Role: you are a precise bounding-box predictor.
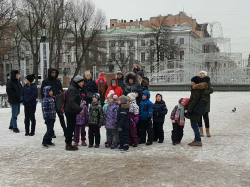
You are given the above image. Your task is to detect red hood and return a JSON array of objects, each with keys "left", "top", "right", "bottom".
[{"left": 110, "top": 78, "right": 118, "bottom": 88}]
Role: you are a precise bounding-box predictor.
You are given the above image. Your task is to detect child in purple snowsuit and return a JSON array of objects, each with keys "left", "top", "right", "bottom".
[
  {"left": 74, "top": 94, "right": 88, "bottom": 146},
  {"left": 105, "top": 94, "right": 119, "bottom": 149},
  {"left": 127, "top": 93, "right": 139, "bottom": 147}
]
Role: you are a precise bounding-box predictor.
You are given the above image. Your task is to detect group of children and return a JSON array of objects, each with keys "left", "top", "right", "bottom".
[{"left": 41, "top": 85, "right": 191, "bottom": 151}]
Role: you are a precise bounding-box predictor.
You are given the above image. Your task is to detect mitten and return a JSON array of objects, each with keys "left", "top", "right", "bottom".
[
  {"left": 118, "top": 127, "right": 122, "bottom": 132},
  {"left": 172, "top": 120, "right": 176, "bottom": 123}
]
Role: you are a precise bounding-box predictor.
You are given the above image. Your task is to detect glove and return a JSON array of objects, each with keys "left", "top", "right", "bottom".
[
  {"left": 118, "top": 127, "right": 122, "bottom": 132},
  {"left": 172, "top": 120, "right": 176, "bottom": 123},
  {"left": 133, "top": 122, "right": 137, "bottom": 128}
]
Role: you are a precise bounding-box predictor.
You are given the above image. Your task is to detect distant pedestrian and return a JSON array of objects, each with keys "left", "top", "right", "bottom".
[
  {"left": 83, "top": 71, "right": 97, "bottom": 107},
  {"left": 116, "top": 70, "right": 125, "bottom": 91},
  {"left": 132, "top": 63, "right": 141, "bottom": 74}
]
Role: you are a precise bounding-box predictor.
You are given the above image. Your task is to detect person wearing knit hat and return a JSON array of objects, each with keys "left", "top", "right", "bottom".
[
  {"left": 96, "top": 74, "right": 108, "bottom": 106},
  {"left": 116, "top": 70, "right": 125, "bottom": 91},
  {"left": 21, "top": 74, "right": 38, "bottom": 136},
  {"left": 73, "top": 75, "right": 84, "bottom": 83},
  {"left": 85, "top": 71, "right": 91, "bottom": 78},
  {"left": 127, "top": 92, "right": 139, "bottom": 147},
  {"left": 110, "top": 94, "right": 118, "bottom": 102},
  {"left": 25, "top": 75, "right": 34, "bottom": 83},
  {"left": 117, "top": 95, "right": 130, "bottom": 151},
  {"left": 152, "top": 93, "right": 168, "bottom": 143},
  {"left": 92, "top": 93, "right": 100, "bottom": 101},
  {"left": 199, "top": 71, "right": 213, "bottom": 138}
]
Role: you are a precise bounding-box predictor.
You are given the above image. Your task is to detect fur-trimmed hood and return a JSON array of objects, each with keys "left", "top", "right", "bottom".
[
  {"left": 121, "top": 103, "right": 130, "bottom": 109},
  {"left": 124, "top": 72, "right": 140, "bottom": 86},
  {"left": 192, "top": 82, "right": 208, "bottom": 90}
]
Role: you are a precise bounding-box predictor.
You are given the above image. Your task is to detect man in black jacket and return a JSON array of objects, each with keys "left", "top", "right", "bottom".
[
  {"left": 116, "top": 70, "right": 125, "bottom": 91},
  {"left": 41, "top": 68, "right": 66, "bottom": 136},
  {"left": 6, "top": 70, "right": 22, "bottom": 133}
]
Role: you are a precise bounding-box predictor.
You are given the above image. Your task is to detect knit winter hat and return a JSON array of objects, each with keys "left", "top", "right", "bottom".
[
  {"left": 110, "top": 94, "right": 118, "bottom": 101},
  {"left": 73, "top": 75, "right": 84, "bottom": 83},
  {"left": 85, "top": 71, "right": 91, "bottom": 78},
  {"left": 136, "top": 71, "right": 144, "bottom": 78},
  {"left": 200, "top": 71, "right": 208, "bottom": 76},
  {"left": 111, "top": 79, "right": 117, "bottom": 84},
  {"left": 92, "top": 93, "right": 100, "bottom": 101},
  {"left": 119, "top": 95, "right": 128, "bottom": 104},
  {"left": 99, "top": 74, "right": 104, "bottom": 80},
  {"left": 191, "top": 76, "right": 200, "bottom": 84},
  {"left": 81, "top": 93, "right": 85, "bottom": 100},
  {"left": 117, "top": 70, "right": 123, "bottom": 75},
  {"left": 25, "top": 75, "right": 34, "bottom": 83},
  {"left": 107, "top": 90, "right": 115, "bottom": 98},
  {"left": 183, "top": 98, "right": 190, "bottom": 105},
  {"left": 127, "top": 93, "right": 136, "bottom": 101}
]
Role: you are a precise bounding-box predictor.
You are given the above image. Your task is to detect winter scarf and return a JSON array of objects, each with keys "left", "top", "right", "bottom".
[{"left": 175, "top": 103, "right": 185, "bottom": 126}]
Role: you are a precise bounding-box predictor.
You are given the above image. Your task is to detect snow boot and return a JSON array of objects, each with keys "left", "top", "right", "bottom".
[
  {"left": 74, "top": 142, "right": 78, "bottom": 146},
  {"left": 206, "top": 128, "right": 211, "bottom": 137},
  {"left": 82, "top": 141, "right": 87, "bottom": 146},
  {"left": 172, "top": 142, "right": 178, "bottom": 145},
  {"left": 105, "top": 142, "right": 111, "bottom": 148},
  {"left": 158, "top": 140, "right": 164, "bottom": 143},
  {"left": 146, "top": 142, "right": 153, "bottom": 146},
  {"left": 48, "top": 142, "right": 55, "bottom": 146},
  {"left": 88, "top": 144, "right": 93, "bottom": 148},
  {"left": 110, "top": 143, "right": 117, "bottom": 149},
  {"left": 188, "top": 140, "right": 196, "bottom": 146},
  {"left": 52, "top": 134, "right": 56, "bottom": 138},
  {"left": 188, "top": 141, "right": 202, "bottom": 147},
  {"left": 42, "top": 144, "right": 48, "bottom": 148},
  {"left": 13, "top": 128, "right": 20, "bottom": 133},
  {"left": 25, "top": 132, "right": 29, "bottom": 136},
  {"left": 9, "top": 126, "right": 13, "bottom": 130},
  {"left": 94, "top": 144, "right": 99, "bottom": 148},
  {"left": 199, "top": 127, "right": 204, "bottom": 137},
  {"left": 65, "top": 144, "right": 78, "bottom": 151},
  {"left": 132, "top": 144, "right": 138, "bottom": 147},
  {"left": 29, "top": 132, "right": 35, "bottom": 136}
]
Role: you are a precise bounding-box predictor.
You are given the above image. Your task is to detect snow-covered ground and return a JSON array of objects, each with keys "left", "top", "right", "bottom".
[{"left": 0, "top": 91, "right": 250, "bottom": 187}]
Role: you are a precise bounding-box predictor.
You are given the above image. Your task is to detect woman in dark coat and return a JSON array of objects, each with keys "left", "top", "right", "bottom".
[
  {"left": 198, "top": 71, "right": 213, "bottom": 137},
  {"left": 64, "top": 76, "right": 85, "bottom": 151},
  {"left": 123, "top": 72, "right": 142, "bottom": 96},
  {"left": 6, "top": 70, "right": 22, "bottom": 133},
  {"left": 20, "top": 75, "right": 38, "bottom": 136},
  {"left": 186, "top": 76, "right": 208, "bottom": 147},
  {"left": 82, "top": 71, "right": 97, "bottom": 107}
]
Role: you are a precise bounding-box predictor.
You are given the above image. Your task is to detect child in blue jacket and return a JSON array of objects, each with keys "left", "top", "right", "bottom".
[
  {"left": 138, "top": 90, "right": 154, "bottom": 145},
  {"left": 42, "top": 86, "right": 56, "bottom": 148}
]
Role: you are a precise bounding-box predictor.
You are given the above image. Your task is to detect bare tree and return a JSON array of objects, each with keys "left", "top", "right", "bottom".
[
  {"left": 69, "top": 0, "right": 106, "bottom": 77},
  {"left": 145, "top": 15, "right": 179, "bottom": 73}
]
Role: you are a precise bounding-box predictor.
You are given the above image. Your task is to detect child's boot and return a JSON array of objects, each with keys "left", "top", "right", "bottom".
[
  {"left": 94, "top": 144, "right": 99, "bottom": 148},
  {"left": 206, "top": 128, "right": 211, "bottom": 137},
  {"left": 65, "top": 144, "right": 78, "bottom": 151},
  {"left": 82, "top": 141, "right": 87, "bottom": 146},
  {"left": 105, "top": 142, "right": 111, "bottom": 148},
  {"left": 199, "top": 127, "right": 204, "bottom": 137},
  {"left": 110, "top": 143, "right": 117, "bottom": 149},
  {"left": 74, "top": 142, "right": 78, "bottom": 146}
]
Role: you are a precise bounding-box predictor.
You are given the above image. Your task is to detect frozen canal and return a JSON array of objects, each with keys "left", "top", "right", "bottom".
[{"left": 0, "top": 91, "right": 250, "bottom": 187}]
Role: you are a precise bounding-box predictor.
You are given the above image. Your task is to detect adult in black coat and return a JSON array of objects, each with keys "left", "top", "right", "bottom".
[
  {"left": 136, "top": 71, "right": 149, "bottom": 90},
  {"left": 6, "top": 70, "right": 22, "bottom": 133},
  {"left": 20, "top": 75, "right": 38, "bottom": 136},
  {"left": 82, "top": 71, "right": 97, "bottom": 107},
  {"left": 123, "top": 72, "right": 142, "bottom": 96},
  {"left": 64, "top": 76, "right": 85, "bottom": 151},
  {"left": 41, "top": 68, "right": 66, "bottom": 136},
  {"left": 116, "top": 70, "right": 125, "bottom": 91}
]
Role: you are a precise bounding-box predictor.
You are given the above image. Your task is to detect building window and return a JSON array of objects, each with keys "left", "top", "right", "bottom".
[
  {"left": 119, "top": 40, "right": 125, "bottom": 47},
  {"left": 120, "top": 53, "right": 124, "bottom": 61},
  {"left": 141, "top": 40, "right": 145, "bottom": 46},
  {"left": 110, "top": 40, "right": 116, "bottom": 47},
  {"left": 68, "top": 55, "right": 71, "bottom": 63},
  {"left": 126, "top": 26, "right": 130, "bottom": 29},
  {"left": 180, "top": 51, "right": 184, "bottom": 60},
  {"left": 180, "top": 38, "right": 184, "bottom": 44},
  {"left": 141, "top": 52, "right": 145, "bottom": 62},
  {"left": 160, "top": 52, "right": 164, "bottom": 61},
  {"left": 129, "top": 40, "right": 134, "bottom": 47},
  {"left": 111, "top": 53, "right": 115, "bottom": 61},
  {"left": 150, "top": 40, "right": 155, "bottom": 46},
  {"left": 150, "top": 52, "right": 154, "bottom": 61}
]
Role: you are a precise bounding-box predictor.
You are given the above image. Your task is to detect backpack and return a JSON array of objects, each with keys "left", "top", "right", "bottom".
[{"left": 55, "top": 92, "right": 66, "bottom": 115}]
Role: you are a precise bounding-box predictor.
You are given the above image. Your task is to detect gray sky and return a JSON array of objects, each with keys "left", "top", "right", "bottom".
[{"left": 92, "top": 0, "right": 250, "bottom": 59}]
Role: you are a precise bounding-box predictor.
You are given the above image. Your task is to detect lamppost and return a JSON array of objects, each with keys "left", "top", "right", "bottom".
[
  {"left": 20, "top": 53, "right": 26, "bottom": 86},
  {"left": 40, "top": 28, "right": 49, "bottom": 83}
]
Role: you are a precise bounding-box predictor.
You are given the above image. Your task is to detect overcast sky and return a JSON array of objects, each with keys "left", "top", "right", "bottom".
[{"left": 92, "top": 0, "right": 250, "bottom": 59}]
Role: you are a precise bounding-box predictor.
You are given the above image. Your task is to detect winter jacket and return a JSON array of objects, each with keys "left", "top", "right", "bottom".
[
  {"left": 6, "top": 70, "right": 22, "bottom": 104},
  {"left": 105, "top": 79, "right": 123, "bottom": 99},
  {"left": 96, "top": 79, "right": 108, "bottom": 106},
  {"left": 204, "top": 80, "right": 213, "bottom": 112},
  {"left": 88, "top": 101, "right": 104, "bottom": 126},
  {"left": 117, "top": 76, "right": 125, "bottom": 91},
  {"left": 41, "top": 68, "right": 63, "bottom": 99},
  {"left": 123, "top": 72, "right": 142, "bottom": 96},
  {"left": 103, "top": 99, "right": 109, "bottom": 114},
  {"left": 64, "top": 81, "right": 82, "bottom": 114},
  {"left": 187, "top": 82, "right": 208, "bottom": 122},
  {"left": 117, "top": 103, "right": 130, "bottom": 128},
  {"left": 82, "top": 78, "right": 97, "bottom": 99},
  {"left": 76, "top": 104, "right": 88, "bottom": 126},
  {"left": 170, "top": 105, "right": 187, "bottom": 123},
  {"left": 132, "top": 65, "right": 141, "bottom": 74},
  {"left": 105, "top": 103, "right": 119, "bottom": 129},
  {"left": 153, "top": 99, "right": 168, "bottom": 123},
  {"left": 129, "top": 100, "right": 139, "bottom": 126},
  {"left": 139, "top": 90, "right": 153, "bottom": 120},
  {"left": 42, "top": 86, "right": 56, "bottom": 120},
  {"left": 20, "top": 83, "right": 38, "bottom": 106}
]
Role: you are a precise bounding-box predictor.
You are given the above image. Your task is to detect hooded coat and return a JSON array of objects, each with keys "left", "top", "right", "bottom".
[
  {"left": 117, "top": 103, "right": 130, "bottom": 128},
  {"left": 41, "top": 68, "right": 63, "bottom": 99},
  {"left": 139, "top": 90, "right": 154, "bottom": 120},
  {"left": 152, "top": 94, "right": 168, "bottom": 123},
  {"left": 64, "top": 81, "right": 82, "bottom": 114},
  {"left": 76, "top": 104, "right": 88, "bottom": 126},
  {"left": 42, "top": 86, "right": 56, "bottom": 120},
  {"left": 187, "top": 82, "right": 208, "bottom": 122},
  {"left": 123, "top": 72, "right": 142, "bottom": 96},
  {"left": 6, "top": 70, "right": 22, "bottom": 104},
  {"left": 105, "top": 102, "right": 119, "bottom": 130},
  {"left": 20, "top": 83, "right": 38, "bottom": 106},
  {"left": 88, "top": 101, "right": 104, "bottom": 126},
  {"left": 105, "top": 79, "right": 123, "bottom": 99}
]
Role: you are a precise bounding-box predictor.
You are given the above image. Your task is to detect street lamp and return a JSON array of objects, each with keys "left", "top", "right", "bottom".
[
  {"left": 40, "top": 28, "right": 49, "bottom": 83},
  {"left": 20, "top": 52, "right": 26, "bottom": 85},
  {"left": 41, "top": 28, "right": 48, "bottom": 42}
]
